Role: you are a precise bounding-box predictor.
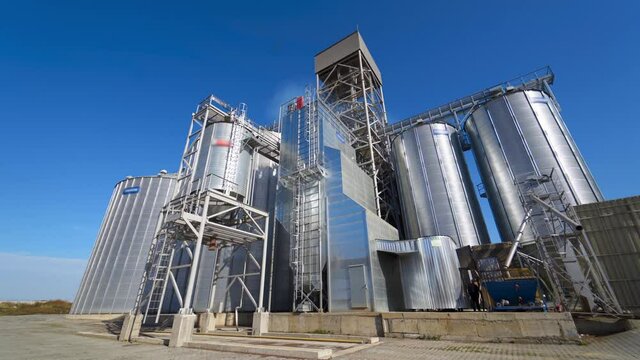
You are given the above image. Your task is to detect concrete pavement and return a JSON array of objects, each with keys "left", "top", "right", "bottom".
[{"left": 1, "top": 315, "right": 638, "bottom": 359}]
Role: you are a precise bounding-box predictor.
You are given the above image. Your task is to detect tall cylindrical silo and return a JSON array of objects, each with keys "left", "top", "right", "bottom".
[
  {"left": 392, "top": 122, "right": 490, "bottom": 247},
  {"left": 70, "top": 172, "right": 176, "bottom": 314},
  {"left": 189, "top": 120, "right": 253, "bottom": 200},
  {"left": 465, "top": 89, "right": 603, "bottom": 243}
]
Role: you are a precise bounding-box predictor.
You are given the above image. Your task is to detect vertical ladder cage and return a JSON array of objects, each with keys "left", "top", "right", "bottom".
[{"left": 282, "top": 94, "right": 326, "bottom": 312}]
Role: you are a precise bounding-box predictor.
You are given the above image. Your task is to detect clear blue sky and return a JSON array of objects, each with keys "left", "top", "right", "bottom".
[{"left": 1, "top": 1, "right": 638, "bottom": 300}]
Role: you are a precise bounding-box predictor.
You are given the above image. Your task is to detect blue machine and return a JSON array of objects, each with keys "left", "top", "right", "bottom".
[{"left": 484, "top": 279, "right": 543, "bottom": 311}]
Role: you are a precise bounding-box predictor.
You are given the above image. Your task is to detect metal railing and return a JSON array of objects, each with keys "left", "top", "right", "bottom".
[{"left": 381, "top": 66, "right": 555, "bottom": 136}]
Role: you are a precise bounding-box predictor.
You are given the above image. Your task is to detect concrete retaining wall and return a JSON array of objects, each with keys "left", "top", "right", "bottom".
[
  {"left": 268, "top": 312, "right": 579, "bottom": 343},
  {"left": 270, "top": 312, "right": 383, "bottom": 337},
  {"left": 194, "top": 312, "right": 254, "bottom": 328}
]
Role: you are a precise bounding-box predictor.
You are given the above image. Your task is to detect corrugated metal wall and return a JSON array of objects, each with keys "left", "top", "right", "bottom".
[
  {"left": 574, "top": 196, "right": 640, "bottom": 314},
  {"left": 392, "top": 123, "right": 489, "bottom": 247},
  {"left": 377, "top": 236, "right": 466, "bottom": 310},
  {"left": 70, "top": 174, "right": 176, "bottom": 314}
]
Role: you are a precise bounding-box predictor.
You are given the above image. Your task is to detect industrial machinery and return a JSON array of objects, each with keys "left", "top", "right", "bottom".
[
  {"left": 277, "top": 94, "right": 398, "bottom": 312},
  {"left": 71, "top": 172, "right": 176, "bottom": 315},
  {"left": 387, "top": 66, "right": 621, "bottom": 315},
  {"left": 132, "top": 95, "right": 280, "bottom": 325},
  {"left": 456, "top": 243, "right": 545, "bottom": 312},
  {"left": 72, "top": 32, "right": 626, "bottom": 324}
]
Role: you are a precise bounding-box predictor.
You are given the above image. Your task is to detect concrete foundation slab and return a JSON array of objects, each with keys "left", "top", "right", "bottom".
[
  {"left": 118, "top": 313, "right": 141, "bottom": 342},
  {"left": 185, "top": 340, "right": 333, "bottom": 359},
  {"left": 169, "top": 313, "right": 196, "bottom": 347},
  {"left": 198, "top": 311, "right": 216, "bottom": 333},
  {"left": 252, "top": 312, "right": 269, "bottom": 335}
]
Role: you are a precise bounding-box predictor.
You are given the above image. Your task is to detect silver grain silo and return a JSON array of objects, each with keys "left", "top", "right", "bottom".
[
  {"left": 465, "top": 90, "right": 603, "bottom": 243},
  {"left": 189, "top": 120, "right": 253, "bottom": 200},
  {"left": 392, "top": 123, "right": 490, "bottom": 247},
  {"left": 70, "top": 172, "right": 176, "bottom": 314}
]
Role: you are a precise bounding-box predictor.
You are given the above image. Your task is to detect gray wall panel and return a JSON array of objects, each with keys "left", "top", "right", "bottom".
[{"left": 575, "top": 196, "right": 640, "bottom": 314}]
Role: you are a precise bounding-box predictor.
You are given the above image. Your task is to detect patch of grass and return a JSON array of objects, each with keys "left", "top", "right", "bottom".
[
  {"left": 310, "top": 329, "right": 333, "bottom": 335},
  {"left": 0, "top": 300, "right": 72, "bottom": 316}
]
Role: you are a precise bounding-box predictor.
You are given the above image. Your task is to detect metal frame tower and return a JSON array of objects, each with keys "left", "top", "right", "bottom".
[
  {"left": 315, "top": 31, "right": 396, "bottom": 222},
  {"left": 132, "top": 95, "right": 280, "bottom": 325}
]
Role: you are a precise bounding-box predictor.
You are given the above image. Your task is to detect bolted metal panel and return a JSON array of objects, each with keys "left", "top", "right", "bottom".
[
  {"left": 392, "top": 123, "right": 489, "bottom": 247},
  {"left": 376, "top": 236, "right": 466, "bottom": 310},
  {"left": 574, "top": 196, "right": 640, "bottom": 315},
  {"left": 70, "top": 174, "right": 176, "bottom": 314},
  {"left": 466, "top": 90, "right": 603, "bottom": 243}
]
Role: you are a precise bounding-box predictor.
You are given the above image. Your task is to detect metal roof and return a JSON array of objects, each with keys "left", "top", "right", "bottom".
[{"left": 314, "top": 31, "right": 382, "bottom": 84}]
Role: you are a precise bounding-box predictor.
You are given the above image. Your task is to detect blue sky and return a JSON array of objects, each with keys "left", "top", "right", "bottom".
[{"left": 1, "top": 1, "right": 638, "bottom": 300}]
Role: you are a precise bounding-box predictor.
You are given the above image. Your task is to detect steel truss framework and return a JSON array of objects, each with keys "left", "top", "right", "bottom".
[
  {"left": 381, "top": 67, "right": 556, "bottom": 138},
  {"left": 316, "top": 51, "right": 397, "bottom": 224},
  {"left": 513, "top": 171, "right": 622, "bottom": 315},
  {"left": 132, "top": 95, "right": 275, "bottom": 325}
]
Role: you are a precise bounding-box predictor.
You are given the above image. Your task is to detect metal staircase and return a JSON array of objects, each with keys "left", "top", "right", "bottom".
[{"left": 514, "top": 170, "right": 622, "bottom": 314}]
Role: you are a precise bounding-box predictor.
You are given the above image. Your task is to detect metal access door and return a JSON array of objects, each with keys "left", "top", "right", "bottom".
[{"left": 348, "top": 264, "right": 369, "bottom": 309}]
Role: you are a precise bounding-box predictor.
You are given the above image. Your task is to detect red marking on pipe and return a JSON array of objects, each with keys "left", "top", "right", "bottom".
[{"left": 214, "top": 139, "right": 231, "bottom": 147}]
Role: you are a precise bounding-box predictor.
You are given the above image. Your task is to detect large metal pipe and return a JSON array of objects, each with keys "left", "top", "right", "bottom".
[{"left": 504, "top": 209, "right": 532, "bottom": 269}]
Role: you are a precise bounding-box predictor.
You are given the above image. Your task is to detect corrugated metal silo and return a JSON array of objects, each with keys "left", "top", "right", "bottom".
[
  {"left": 392, "top": 123, "right": 490, "bottom": 247},
  {"left": 70, "top": 172, "right": 176, "bottom": 314},
  {"left": 465, "top": 90, "right": 603, "bottom": 243},
  {"left": 190, "top": 120, "right": 253, "bottom": 199}
]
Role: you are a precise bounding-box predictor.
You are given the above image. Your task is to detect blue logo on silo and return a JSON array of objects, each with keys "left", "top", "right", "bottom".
[{"left": 123, "top": 186, "right": 140, "bottom": 195}]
